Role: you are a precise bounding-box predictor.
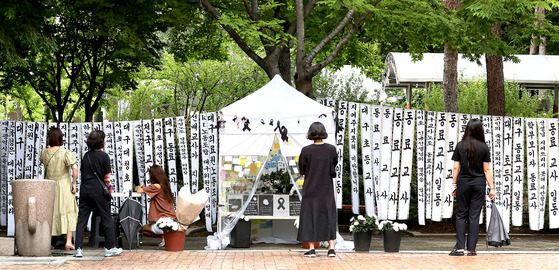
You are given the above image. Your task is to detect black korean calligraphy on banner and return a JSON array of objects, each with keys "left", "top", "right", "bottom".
[
  {"left": 442, "top": 113, "right": 458, "bottom": 219},
  {"left": 548, "top": 119, "right": 559, "bottom": 229},
  {"left": 103, "top": 122, "right": 119, "bottom": 212},
  {"left": 482, "top": 115, "right": 493, "bottom": 226},
  {"left": 69, "top": 123, "right": 81, "bottom": 192},
  {"left": 492, "top": 116, "right": 504, "bottom": 227},
  {"left": 502, "top": 117, "right": 513, "bottom": 232},
  {"left": 7, "top": 121, "right": 16, "bottom": 236},
  {"left": 398, "top": 109, "right": 415, "bottom": 220},
  {"left": 153, "top": 119, "right": 165, "bottom": 170},
  {"left": 190, "top": 114, "right": 200, "bottom": 194},
  {"left": 164, "top": 118, "right": 178, "bottom": 207},
  {"left": 33, "top": 123, "right": 47, "bottom": 179},
  {"left": 512, "top": 117, "right": 524, "bottom": 227},
  {"left": 526, "top": 119, "right": 539, "bottom": 230},
  {"left": 431, "top": 113, "right": 447, "bottom": 222},
  {"left": 415, "top": 110, "right": 426, "bottom": 225},
  {"left": 537, "top": 119, "right": 547, "bottom": 230},
  {"left": 388, "top": 108, "right": 403, "bottom": 220},
  {"left": 371, "top": 105, "right": 382, "bottom": 212},
  {"left": 114, "top": 122, "right": 124, "bottom": 205},
  {"left": 24, "top": 122, "right": 35, "bottom": 179},
  {"left": 348, "top": 102, "right": 359, "bottom": 214},
  {"left": 133, "top": 121, "right": 147, "bottom": 224},
  {"left": 424, "top": 111, "right": 436, "bottom": 220},
  {"left": 176, "top": 116, "right": 190, "bottom": 193},
  {"left": 208, "top": 112, "right": 218, "bottom": 224},
  {"left": 359, "top": 103, "right": 375, "bottom": 217},
  {"left": 121, "top": 121, "right": 134, "bottom": 197},
  {"left": 334, "top": 101, "right": 348, "bottom": 209},
  {"left": 200, "top": 113, "right": 212, "bottom": 232},
  {"left": 0, "top": 121, "right": 8, "bottom": 226},
  {"left": 142, "top": 119, "right": 154, "bottom": 221},
  {"left": 379, "top": 106, "right": 393, "bottom": 220}
]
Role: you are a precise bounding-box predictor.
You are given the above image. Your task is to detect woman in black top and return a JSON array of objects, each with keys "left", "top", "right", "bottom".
[
  {"left": 449, "top": 118, "right": 496, "bottom": 256},
  {"left": 297, "top": 122, "right": 338, "bottom": 258},
  {"left": 73, "top": 130, "right": 123, "bottom": 258}
]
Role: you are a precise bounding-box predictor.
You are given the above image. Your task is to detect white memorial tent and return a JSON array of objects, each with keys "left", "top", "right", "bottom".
[{"left": 207, "top": 75, "right": 336, "bottom": 249}]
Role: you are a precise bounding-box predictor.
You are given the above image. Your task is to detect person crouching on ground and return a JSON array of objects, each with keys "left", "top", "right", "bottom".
[
  {"left": 297, "top": 122, "right": 338, "bottom": 258},
  {"left": 449, "top": 118, "right": 496, "bottom": 256},
  {"left": 135, "top": 165, "right": 177, "bottom": 247}
]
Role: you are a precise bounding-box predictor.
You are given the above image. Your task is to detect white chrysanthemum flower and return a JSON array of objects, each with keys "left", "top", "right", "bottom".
[
  {"left": 172, "top": 224, "right": 179, "bottom": 231},
  {"left": 349, "top": 225, "right": 354, "bottom": 232},
  {"left": 357, "top": 215, "right": 366, "bottom": 221},
  {"left": 394, "top": 226, "right": 399, "bottom": 232},
  {"left": 353, "top": 221, "right": 359, "bottom": 226},
  {"left": 350, "top": 217, "right": 355, "bottom": 222}
]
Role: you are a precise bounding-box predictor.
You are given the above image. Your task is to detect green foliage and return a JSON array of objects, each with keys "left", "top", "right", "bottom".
[
  {"left": 349, "top": 214, "right": 378, "bottom": 233},
  {"left": 313, "top": 68, "right": 373, "bottom": 103},
  {"left": 418, "top": 77, "right": 551, "bottom": 117}
]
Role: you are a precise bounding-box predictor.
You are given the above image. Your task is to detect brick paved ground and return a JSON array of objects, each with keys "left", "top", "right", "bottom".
[{"left": 2, "top": 251, "right": 558, "bottom": 270}]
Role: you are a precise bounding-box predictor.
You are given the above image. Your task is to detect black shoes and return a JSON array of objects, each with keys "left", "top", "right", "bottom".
[
  {"left": 304, "top": 249, "right": 316, "bottom": 258},
  {"left": 449, "top": 249, "right": 464, "bottom": 256},
  {"left": 467, "top": 252, "right": 477, "bottom": 256},
  {"left": 327, "top": 249, "right": 336, "bottom": 257}
]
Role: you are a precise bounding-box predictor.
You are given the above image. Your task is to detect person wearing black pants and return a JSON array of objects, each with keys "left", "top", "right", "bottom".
[
  {"left": 73, "top": 130, "right": 123, "bottom": 258},
  {"left": 450, "top": 119, "right": 495, "bottom": 256}
]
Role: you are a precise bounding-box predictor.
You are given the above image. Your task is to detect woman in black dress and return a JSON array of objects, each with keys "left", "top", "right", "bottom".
[
  {"left": 297, "top": 122, "right": 338, "bottom": 258},
  {"left": 449, "top": 118, "right": 496, "bottom": 256}
]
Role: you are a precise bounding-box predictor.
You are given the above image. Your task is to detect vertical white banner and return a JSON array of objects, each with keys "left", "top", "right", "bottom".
[
  {"left": 15, "top": 122, "right": 25, "bottom": 182},
  {"left": 69, "top": 123, "right": 81, "bottom": 191},
  {"left": 442, "top": 113, "right": 458, "bottom": 219},
  {"left": 114, "top": 122, "right": 123, "bottom": 204},
  {"left": 512, "top": 117, "right": 524, "bottom": 227},
  {"left": 190, "top": 114, "right": 200, "bottom": 194},
  {"left": 133, "top": 121, "right": 146, "bottom": 224},
  {"left": 482, "top": 115, "right": 493, "bottom": 226},
  {"left": 143, "top": 119, "right": 154, "bottom": 222},
  {"left": 458, "top": 114, "right": 470, "bottom": 140},
  {"left": 153, "top": 119, "right": 165, "bottom": 169},
  {"left": 121, "top": 122, "right": 134, "bottom": 196},
  {"left": 200, "top": 113, "right": 212, "bottom": 232},
  {"left": 431, "top": 113, "right": 447, "bottom": 222},
  {"left": 398, "top": 109, "right": 415, "bottom": 220},
  {"left": 379, "top": 106, "right": 393, "bottom": 220},
  {"left": 526, "top": 119, "right": 539, "bottom": 230},
  {"left": 388, "top": 108, "right": 403, "bottom": 220},
  {"left": 103, "top": 122, "right": 118, "bottom": 213},
  {"left": 33, "top": 123, "right": 47, "bottom": 179},
  {"left": 175, "top": 116, "right": 190, "bottom": 193},
  {"left": 24, "top": 122, "right": 35, "bottom": 179},
  {"left": 502, "top": 117, "right": 513, "bottom": 232},
  {"left": 548, "top": 118, "right": 559, "bottom": 229},
  {"left": 325, "top": 99, "right": 336, "bottom": 109},
  {"left": 424, "top": 111, "right": 436, "bottom": 220},
  {"left": 0, "top": 121, "right": 8, "bottom": 226},
  {"left": 93, "top": 122, "right": 103, "bottom": 132},
  {"left": 59, "top": 123, "right": 69, "bottom": 150},
  {"left": 371, "top": 106, "right": 382, "bottom": 212},
  {"left": 537, "top": 119, "right": 548, "bottom": 230},
  {"left": 492, "top": 116, "right": 504, "bottom": 224},
  {"left": 334, "top": 101, "right": 348, "bottom": 209},
  {"left": 415, "top": 110, "right": 426, "bottom": 225},
  {"left": 208, "top": 112, "right": 218, "bottom": 224},
  {"left": 81, "top": 123, "right": 92, "bottom": 158},
  {"left": 8, "top": 121, "right": 19, "bottom": 236},
  {"left": 348, "top": 102, "right": 360, "bottom": 214},
  {"left": 360, "top": 104, "right": 375, "bottom": 216},
  {"left": 164, "top": 118, "right": 179, "bottom": 206}
]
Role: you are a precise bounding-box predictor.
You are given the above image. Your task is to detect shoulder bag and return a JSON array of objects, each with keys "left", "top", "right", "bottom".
[{"left": 86, "top": 154, "right": 112, "bottom": 200}]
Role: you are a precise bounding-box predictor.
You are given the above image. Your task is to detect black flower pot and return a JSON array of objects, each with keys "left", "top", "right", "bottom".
[
  {"left": 353, "top": 231, "right": 372, "bottom": 252},
  {"left": 382, "top": 230, "right": 402, "bottom": 252}
]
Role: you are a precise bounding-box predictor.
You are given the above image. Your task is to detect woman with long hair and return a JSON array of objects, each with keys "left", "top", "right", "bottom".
[
  {"left": 39, "top": 127, "right": 78, "bottom": 250},
  {"left": 136, "top": 165, "right": 177, "bottom": 247},
  {"left": 297, "top": 122, "right": 338, "bottom": 258},
  {"left": 449, "top": 118, "right": 496, "bottom": 256}
]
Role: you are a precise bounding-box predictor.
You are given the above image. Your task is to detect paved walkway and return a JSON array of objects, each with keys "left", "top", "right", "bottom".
[{"left": 1, "top": 233, "right": 558, "bottom": 269}]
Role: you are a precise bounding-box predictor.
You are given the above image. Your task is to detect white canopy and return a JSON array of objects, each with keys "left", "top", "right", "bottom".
[
  {"left": 383, "top": 52, "right": 559, "bottom": 89},
  {"left": 219, "top": 75, "right": 336, "bottom": 157}
]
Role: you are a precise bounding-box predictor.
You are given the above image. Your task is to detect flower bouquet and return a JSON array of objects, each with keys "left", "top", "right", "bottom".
[{"left": 155, "top": 217, "right": 181, "bottom": 232}]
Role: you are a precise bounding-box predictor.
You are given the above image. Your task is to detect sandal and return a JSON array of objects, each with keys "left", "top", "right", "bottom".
[
  {"left": 158, "top": 239, "right": 165, "bottom": 248},
  {"left": 65, "top": 244, "right": 75, "bottom": 251}
]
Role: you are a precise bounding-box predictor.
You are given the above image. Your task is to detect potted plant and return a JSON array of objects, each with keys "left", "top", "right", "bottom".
[
  {"left": 156, "top": 217, "right": 185, "bottom": 251},
  {"left": 349, "top": 215, "right": 377, "bottom": 252},
  {"left": 377, "top": 220, "right": 407, "bottom": 252}
]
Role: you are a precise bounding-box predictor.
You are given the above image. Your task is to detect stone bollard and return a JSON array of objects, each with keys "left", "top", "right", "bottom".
[{"left": 11, "top": 179, "right": 56, "bottom": 256}]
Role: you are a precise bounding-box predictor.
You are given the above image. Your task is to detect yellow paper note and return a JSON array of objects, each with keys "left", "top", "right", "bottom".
[
  {"left": 270, "top": 148, "right": 279, "bottom": 155},
  {"left": 240, "top": 158, "right": 246, "bottom": 166}
]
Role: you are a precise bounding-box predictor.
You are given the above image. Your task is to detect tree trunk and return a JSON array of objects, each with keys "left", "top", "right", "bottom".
[
  {"left": 443, "top": 45, "right": 459, "bottom": 113},
  {"left": 442, "top": 0, "right": 460, "bottom": 113},
  {"left": 530, "top": 7, "right": 546, "bottom": 55},
  {"left": 294, "top": 74, "right": 314, "bottom": 98},
  {"left": 486, "top": 24, "right": 505, "bottom": 116},
  {"left": 278, "top": 46, "right": 292, "bottom": 85}
]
